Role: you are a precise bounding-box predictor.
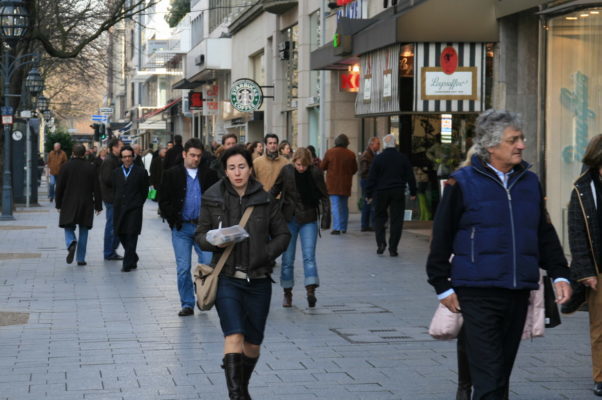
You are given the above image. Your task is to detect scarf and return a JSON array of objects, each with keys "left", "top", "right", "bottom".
[{"left": 295, "top": 168, "right": 320, "bottom": 208}]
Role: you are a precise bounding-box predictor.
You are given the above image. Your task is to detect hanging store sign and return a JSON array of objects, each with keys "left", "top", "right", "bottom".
[
  {"left": 340, "top": 71, "right": 360, "bottom": 92},
  {"left": 421, "top": 67, "right": 477, "bottom": 100},
  {"left": 383, "top": 70, "right": 392, "bottom": 99},
  {"left": 414, "top": 43, "right": 486, "bottom": 112},
  {"left": 230, "top": 79, "right": 263, "bottom": 113},
  {"left": 441, "top": 114, "right": 452, "bottom": 144}
]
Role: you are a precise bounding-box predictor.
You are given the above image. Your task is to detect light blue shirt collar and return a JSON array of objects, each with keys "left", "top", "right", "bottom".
[{"left": 486, "top": 163, "right": 514, "bottom": 189}]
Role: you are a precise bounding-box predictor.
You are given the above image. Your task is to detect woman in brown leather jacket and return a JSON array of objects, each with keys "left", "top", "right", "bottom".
[{"left": 196, "top": 146, "right": 290, "bottom": 400}]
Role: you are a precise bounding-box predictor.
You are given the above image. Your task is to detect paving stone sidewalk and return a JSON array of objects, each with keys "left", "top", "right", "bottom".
[{"left": 0, "top": 186, "right": 595, "bottom": 399}]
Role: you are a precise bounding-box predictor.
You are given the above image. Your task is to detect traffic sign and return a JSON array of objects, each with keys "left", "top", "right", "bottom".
[
  {"left": 99, "top": 107, "right": 113, "bottom": 114},
  {"left": 2, "top": 115, "right": 13, "bottom": 125},
  {"left": 92, "top": 115, "right": 108, "bottom": 122}
]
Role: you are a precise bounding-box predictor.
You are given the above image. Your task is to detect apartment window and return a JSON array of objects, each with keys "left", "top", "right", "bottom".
[
  {"left": 282, "top": 25, "right": 299, "bottom": 108},
  {"left": 191, "top": 12, "right": 204, "bottom": 47},
  {"left": 251, "top": 52, "right": 265, "bottom": 86}
]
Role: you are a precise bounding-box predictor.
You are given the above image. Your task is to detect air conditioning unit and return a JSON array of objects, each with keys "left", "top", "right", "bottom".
[
  {"left": 195, "top": 54, "right": 205, "bottom": 66},
  {"left": 308, "top": 96, "right": 319, "bottom": 105}
]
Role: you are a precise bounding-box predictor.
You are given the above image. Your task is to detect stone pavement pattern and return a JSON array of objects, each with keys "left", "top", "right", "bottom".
[{"left": 0, "top": 188, "right": 595, "bottom": 399}]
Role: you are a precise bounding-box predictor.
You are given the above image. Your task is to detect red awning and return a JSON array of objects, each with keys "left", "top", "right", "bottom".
[{"left": 139, "top": 98, "right": 182, "bottom": 121}]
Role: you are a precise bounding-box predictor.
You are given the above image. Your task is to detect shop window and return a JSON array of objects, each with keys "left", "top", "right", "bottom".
[{"left": 545, "top": 7, "right": 602, "bottom": 245}]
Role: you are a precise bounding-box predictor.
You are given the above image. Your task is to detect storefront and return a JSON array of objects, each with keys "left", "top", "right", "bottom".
[
  {"left": 544, "top": 5, "right": 602, "bottom": 244},
  {"left": 355, "top": 42, "right": 493, "bottom": 220}
]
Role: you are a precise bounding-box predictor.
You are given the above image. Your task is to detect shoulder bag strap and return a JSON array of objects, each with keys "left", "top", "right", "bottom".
[{"left": 210, "top": 206, "right": 255, "bottom": 275}]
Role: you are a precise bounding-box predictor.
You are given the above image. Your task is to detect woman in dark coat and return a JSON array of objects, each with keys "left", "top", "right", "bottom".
[
  {"left": 112, "top": 145, "right": 149, "bottom": 272},
  {"left": 270, "top": 147, "right": 330, "bottom": 308},
  {"left": 196, "top": 146, "right": 290, "bottom": 400},
  {"left": 55, "top": 144, "right": 102, "bottom": 265},
  {"left": 568, "top": 134, "right": 602, "bottom": 397}
]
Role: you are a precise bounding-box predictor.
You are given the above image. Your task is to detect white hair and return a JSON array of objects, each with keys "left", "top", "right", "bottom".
[{"left": 383, "top": 134, "right": 396, "bottom": 149}]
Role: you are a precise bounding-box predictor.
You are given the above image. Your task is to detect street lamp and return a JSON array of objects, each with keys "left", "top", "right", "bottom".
[
  {"left": 42, "top": 109, "right": 52, "bottom": 122},
  {"left": 36, "top": 94, "right": 48, "bottom": 112},
  {"left": 25, "top": 67, "right": 43, "bottom": 95},
  {"left": 0, "top": 0, "right": 39, "bottom": 220}
]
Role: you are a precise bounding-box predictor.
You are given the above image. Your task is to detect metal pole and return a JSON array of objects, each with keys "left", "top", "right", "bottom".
[
  {"left": 319, "top": 0, "right": 327, "bottom": 157},
  {"left": 25, "top": 117, "right": 30, "bottom": 207},
  {"left": 1, "top": 50, "right": 14, "bottom": 220}
]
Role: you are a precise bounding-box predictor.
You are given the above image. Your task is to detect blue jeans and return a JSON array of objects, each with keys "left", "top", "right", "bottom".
[
  {"left": 360, "top": 178, "right": 375, "bottom": 229},
  {"left": 64, "top": 225, "right": 89, "bottom": 263},
  {"left": 172, "top": 222, "right": 212, "bottom": 309},
  {"left": 281, "top": 218, "right": 319, "bottom": 288},
  {"left": 103, "top": 202, "right": 120, "bottom": 258},
  {"left": 48, "top": 175, "right": 56, "bottom": 200},
  {"left": 329, "top": 195, "right": 349, "bottom": 231}
]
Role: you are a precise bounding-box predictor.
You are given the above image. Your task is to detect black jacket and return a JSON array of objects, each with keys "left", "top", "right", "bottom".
[
  {"left": 164, "top": 144, "right": 183, "bottom": 170},
  {"left": 195, "top": 177, "right": 291, "bottom": 279},
  {"left": 568, "top": 170, "right": 602, "bottom": 281},
  {"left": 149, "top": 155, "right": 165, "bottom": 188},
  {"left": 56, "top": 158, "right": 102, "bottom": 228},
  {"left": 366, "top": 148, "right": 417, "bottom": 198},
  {"left": 112, "top": 165, "right": 149, "bottom": 235},
  {"left": 158, "top": 158, "right": 219, "bottom": 229},
  {"left": 270, "top": 164, "right": 330, "bottom": 227},
  {"left": 99, "top": 153, "right": 121, "bottom": 203},
  {"left": 426, "top": 160, "right": 570, "bottom": 295}
]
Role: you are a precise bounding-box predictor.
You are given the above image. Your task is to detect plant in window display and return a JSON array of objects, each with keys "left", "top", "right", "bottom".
[{"left": 426, "top": 142, "right": 462, "bottom": 178}]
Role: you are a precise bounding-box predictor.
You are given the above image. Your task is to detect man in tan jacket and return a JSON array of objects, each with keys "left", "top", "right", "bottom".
[
  {"left": 253, "top": 133, "right": 289, "bottom": 191},
  {"left": 47, "top": 142, "right": 67, "bottom": 202}
]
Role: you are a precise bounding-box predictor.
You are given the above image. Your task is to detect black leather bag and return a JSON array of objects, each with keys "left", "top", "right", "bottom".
[{"left": 543, "top": 276, "right": 562, "bottom": 328}]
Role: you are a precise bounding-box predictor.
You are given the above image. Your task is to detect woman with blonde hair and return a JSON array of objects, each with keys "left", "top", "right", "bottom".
[{"left": 271, "top": 147, "right": 330, "bottom": 308}]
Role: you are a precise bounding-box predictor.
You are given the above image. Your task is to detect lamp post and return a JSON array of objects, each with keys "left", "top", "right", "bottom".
[{"left": 0, "top": 0, "right": 41, "bottom": 220}]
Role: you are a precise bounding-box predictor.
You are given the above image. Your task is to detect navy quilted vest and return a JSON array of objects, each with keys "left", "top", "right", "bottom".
[{"left": 450, "top": 157, "right": 541, "bottom": 290}]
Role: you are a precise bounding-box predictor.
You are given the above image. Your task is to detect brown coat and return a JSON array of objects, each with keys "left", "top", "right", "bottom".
[
  {"left": 320, "top": 146, "right": 358, "bottom": 196},
  {"left": 47, "top": 150, "right": 67, "bottom": 176}
]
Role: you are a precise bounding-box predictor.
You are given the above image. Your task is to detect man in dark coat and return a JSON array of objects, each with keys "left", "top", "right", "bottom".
[
  {"left": 55, "top": 144, "right": 103, "bottom": 265},
  {"left": 159, "top": 138, "right": 219, "bottom": 316},
  {"left": 366, "top": 134, "right": 416, "bottom": 256},
  {"left": 164, "top": 134, "right": 184, "bottom": 170},
  {"left": 100, "top": 138, "right": 124, "bottom": 261},
  {"left": 112, "top": 145, "right": 149, "bottom": 272},
  {"left": 150, "top": 147, "right": 166, "bottom": 189},
  {"left": 113, "top": 146, "right": 148, "bottom": 272}
]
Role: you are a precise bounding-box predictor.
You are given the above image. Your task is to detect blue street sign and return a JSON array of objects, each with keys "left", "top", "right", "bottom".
[
  {"left": 1, "top": 106, "right": 13, "bottom": 115},
  {"left": 91, "top": 114, "right": 108, "bottom": 122}
]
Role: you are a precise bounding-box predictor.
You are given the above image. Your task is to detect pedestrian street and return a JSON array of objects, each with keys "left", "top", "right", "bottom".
[{"left": 0, "top": 194, "right": 595, "bottom": 399}]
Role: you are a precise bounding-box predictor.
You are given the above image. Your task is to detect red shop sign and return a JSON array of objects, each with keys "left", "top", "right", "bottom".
[
  {"left": 440, "top": 46, "right": 458, "bottom": 75},
  {"left": 340, "top": 71, "right": 360, "bottom": 92}
]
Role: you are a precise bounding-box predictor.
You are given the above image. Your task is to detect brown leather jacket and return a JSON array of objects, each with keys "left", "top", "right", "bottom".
[{"left": 47, "top": 150, "right": 67, "bottom": 176}]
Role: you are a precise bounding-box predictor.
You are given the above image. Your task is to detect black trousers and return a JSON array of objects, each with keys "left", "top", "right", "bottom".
[
  {"left": 456, "top": 287, "right": 530, "bottom": 400},
  {"left": 119, "top": 233, "right": 139, "bottom": 268},
  {"left": 374, "top": 188, "right": 405, "bottom": 251}
]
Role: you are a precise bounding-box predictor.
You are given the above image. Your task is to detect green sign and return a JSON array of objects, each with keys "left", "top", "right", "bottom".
[
  {"left": 230, "top": 79, "right": 263, "bottom": 113},
  {"left": 333, "top": 33, "right": 340, "bottom": 48}
]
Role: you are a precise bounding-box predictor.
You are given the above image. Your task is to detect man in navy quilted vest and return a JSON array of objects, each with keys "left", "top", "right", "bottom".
[{"left": 426, "top": 109, "right": 572, "bottom": 400}]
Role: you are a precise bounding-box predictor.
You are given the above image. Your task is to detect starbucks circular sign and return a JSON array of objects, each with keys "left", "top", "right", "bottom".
[{"left": 230, "top": 79, "right": 263, "bottom": 112}]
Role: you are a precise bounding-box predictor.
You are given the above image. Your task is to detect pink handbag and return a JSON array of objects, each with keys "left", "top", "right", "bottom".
[{"left": 428, "top": 303, "right": 464, "bottom": 340}]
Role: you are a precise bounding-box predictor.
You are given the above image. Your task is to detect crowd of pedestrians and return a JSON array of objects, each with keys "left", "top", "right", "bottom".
[{"left": 43, "top": 110, "right": 602, "bottom": 399}]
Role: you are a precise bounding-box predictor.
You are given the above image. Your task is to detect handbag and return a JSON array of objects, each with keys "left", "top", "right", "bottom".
[
  {"left": 193, "top": 206, "right": 255, "bottom": 311},
  {"left": 428, "top": 303, "right": 464, "bottom": 340},
  {"left": 543, "top": 275, "right": 562, "bottom": 328},
  {"left": 147, "top": 187, "right": 157, "bottom": 200}
]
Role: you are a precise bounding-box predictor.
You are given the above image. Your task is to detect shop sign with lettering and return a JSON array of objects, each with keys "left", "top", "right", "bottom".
[
  {"left": 203, "top": 84, "right": 219, "bottom": 116},
  {"left": 421, "top": 67, "right": 477, "bottom": 100},
  {"left": 340, "top": 71, "right": 359, "bottom": 92}
]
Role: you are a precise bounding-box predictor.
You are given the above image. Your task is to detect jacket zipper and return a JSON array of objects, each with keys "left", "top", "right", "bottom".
[
  {"left": 470, "top": 226, "right": 475, "bottom": 263},
  {"left": 473, "top": 166, "right": 528, "bottom": 289}
]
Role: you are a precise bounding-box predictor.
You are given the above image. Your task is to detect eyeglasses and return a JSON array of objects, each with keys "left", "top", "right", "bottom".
[{"left": 503, "top": 134, "right": 527, "bottom": 145}]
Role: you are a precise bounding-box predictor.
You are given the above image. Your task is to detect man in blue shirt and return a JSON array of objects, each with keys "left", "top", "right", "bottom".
[{"left": 159, "top": 139, "right": 219, "bottom": 316}]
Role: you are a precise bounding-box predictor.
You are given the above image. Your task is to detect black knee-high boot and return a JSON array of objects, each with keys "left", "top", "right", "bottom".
[
  {"left": 223, "top": 353, "right": 245, "bottom": 400},
  {"left": 241, "top": 354, "right": 258, "bottom": 400}
]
